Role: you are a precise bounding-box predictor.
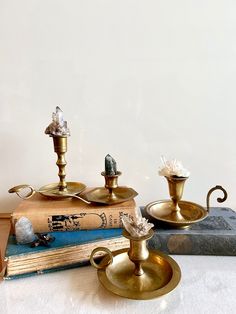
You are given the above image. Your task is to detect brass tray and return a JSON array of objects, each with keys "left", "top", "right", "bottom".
[
  {"left": 145, "top": 200, "right": 207, "bottom": 228},
  {"left": 96, "top": 248, "right": 181, "bottom": 300},
  {"left": 85, "top": 187, "right": 138, "bottom": 205},
  {"left": 38, "top": 182, "right": 86, "bottom": 198}
]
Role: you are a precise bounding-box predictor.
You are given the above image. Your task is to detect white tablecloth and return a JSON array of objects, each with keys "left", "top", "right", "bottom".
[{"left": 0, "top": 255, "right": 235, "bottom": 314}]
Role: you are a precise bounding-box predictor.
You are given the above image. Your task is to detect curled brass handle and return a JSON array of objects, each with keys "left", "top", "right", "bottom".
[
  {"left": 8, "top": 184, "right": 36, "bottom": 199},
  {"left": 206, "top": 185, "right": 228, "bottom": 212},
  {"left": 90, "top": 247, "right": 113, "bottom": 270}
]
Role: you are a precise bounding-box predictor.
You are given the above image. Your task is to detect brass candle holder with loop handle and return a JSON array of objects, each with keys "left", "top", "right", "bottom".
[
  {"left": 145, "top": 176, "right": 228, "bottom": 228},
  {"left": 90, "top": 229, "right": 181, "bottom": 300}
]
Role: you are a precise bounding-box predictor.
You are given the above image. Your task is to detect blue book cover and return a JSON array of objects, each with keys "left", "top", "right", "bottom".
[
  {"left": 4, "top": 228, "right": 126, "bottom": 280},
  {"left": 144, "top": 207, "right": 236, "bottom": 255}
]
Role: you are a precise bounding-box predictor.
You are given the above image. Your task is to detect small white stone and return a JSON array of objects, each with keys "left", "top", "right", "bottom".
[{"left": 15, "top": 217, "right": 36, "bottom": 244}]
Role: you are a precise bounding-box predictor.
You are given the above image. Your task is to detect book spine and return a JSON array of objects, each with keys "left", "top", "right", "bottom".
[
  {"left": 12, "top": 207, "right": 136, "bottom": 232},
  {"left": 148, "top": 233, "right": 236, "bottom": 256}
]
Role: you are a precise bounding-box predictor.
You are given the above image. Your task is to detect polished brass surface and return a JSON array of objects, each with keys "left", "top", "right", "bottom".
[
  {"left": 39, "top": 182, "right": 86, "bottom": 198},
  {"left": 206, "top": 185, "right": 228, "bottom": 212},
  {"left": 90, "top": 247, "right": 114, "bottom": 270},
  {"left": 146, "top": 200, "right": 208, "bottom": 228},
  {"left": 101, "top": 171, "right": 122, "bottom": 199},
  {"left": 125, "top": 230, "right": 153, "bottom": 276},
  {"left": 145, "top": 184, "right": 228, "bottom": 228},
  {"left": 90, "top": 229, "right": 181, "bottom": 299},
  {"left": 85, "top": 187, "right": 138, "bottom": 205},
  {"left": 166, "top": 176, "right": 187, "bottom": 219},
  {"left": 8, "top": 182, "right": 88, "bottom": 203},
  {"left": 102, "top": 171, "right": 121, "bottom": 190},
  {"left": 52, "top": 136, "right": 68, "bottom": 192}
]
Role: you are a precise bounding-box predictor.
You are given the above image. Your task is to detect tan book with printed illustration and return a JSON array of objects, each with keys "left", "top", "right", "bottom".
[{"left": 12, "top": 193, "right": 137, "bottom": 232}]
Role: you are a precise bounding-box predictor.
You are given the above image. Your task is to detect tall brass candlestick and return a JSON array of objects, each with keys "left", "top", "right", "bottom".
[
  {"left": 52, "top": 136, "right": 67, "bottom": 192},
  {"left": 45, "top": 106, "right": 70, "bottom": 193}
]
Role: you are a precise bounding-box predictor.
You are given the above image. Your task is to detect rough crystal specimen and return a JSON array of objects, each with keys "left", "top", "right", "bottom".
[
  {"left": 105, "top": 154, "right": 117, "bottom": 175},
  {"left": 122, "top": 214, "right": 154, "bottom": 237},
  {"left": 158, "top": 156, "right": 190, "bottom": 178},
  {"left": 45, "top": 106, "right": 70, "bottom": 137},
  {"left": 15, "top": 217, "right": 36, "bottom": 244}
]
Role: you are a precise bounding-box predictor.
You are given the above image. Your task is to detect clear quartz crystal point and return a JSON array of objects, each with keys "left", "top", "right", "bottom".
[
  {"left": 15, "top": 217, "right": 36, "bottom": 244},
  {"left": 45, "top": 106, "right": 70, "bottom": 137},
  {"left": 158, "top": 156, "right": 190, "bottom": 178},
  {"left": 122, "top": 214, "right": 154, "bottom": 237}
]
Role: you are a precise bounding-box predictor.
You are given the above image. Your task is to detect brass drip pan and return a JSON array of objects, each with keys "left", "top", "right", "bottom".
[
  {"left": 39, "top": 182, "right": 86, "bottom": 198},
  {"left": 145, "top": 200, "right": 208, "bottom": 228},
  {"left": 96, "top": 248, "right": 181, "bottom": 300},
  {"left": 85, "top": 187, "right": 138, "bottom": 205}
]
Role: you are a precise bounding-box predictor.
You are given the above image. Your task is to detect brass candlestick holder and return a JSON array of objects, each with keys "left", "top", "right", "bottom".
[
  {"left": 37, "top": 134, "right": 86, "bottom": 199},
  {"left": 102, "top": 171, "right": 122, "bottom": 199},
  {"left": 9, "top": 107, "right": 87, "bottom": 201},
  {"left": 145, "top": 176, "right": 228, "bottom": 228},
  {"left": 39, "top": 107, "right": 87, "bottom": 198},
  {"left": 52, "top": 135, "right": 68, "bottom": 192},
  {"left": 90, "top": 229, "right": 181, "bottom": 300},
  {"left": 165, "top": 176, "right": 187, "bottom": 221},
  {"left": 84, "top": 171, "right": 138, "bottom": 205}
]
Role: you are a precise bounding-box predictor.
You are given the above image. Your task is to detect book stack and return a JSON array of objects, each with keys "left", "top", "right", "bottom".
[{"left": 1, "top": 191, "right": 137, "bottom": 279}]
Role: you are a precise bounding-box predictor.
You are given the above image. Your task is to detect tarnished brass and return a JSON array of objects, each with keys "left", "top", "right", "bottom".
[
  {"left": 8, "top": 184, "right": 36, "bottom": 200},
  {"left": 84, "top": 171, "right": 138, "bottom": 205},
  {"left": 8, "top": 182, "right": 89, "bottom": 204},
  {"left": 52, "top": 136, "right": 68, "bottom": 192},
  {"left": 206, "top": 185, "right": 228, "bottom": 212},
  {"left": 90, "top": 247, "right": 113, "bottom": 270},
  {"left": 145, "top": 182, "right": 228, "bottom": 228},
  {"left": 90, "top": 230, "right": 181, "bottom": 300},
  {"left": 166, "top": 176, "right": 187, "bottom": 220},
  {"left": 85, "top": 187, "right": 138, "bottom": 205}
]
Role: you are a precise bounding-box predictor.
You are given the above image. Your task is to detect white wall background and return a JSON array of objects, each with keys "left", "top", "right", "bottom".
[{"left": 0, "top": 0, "right": 236, "bottom": 212}]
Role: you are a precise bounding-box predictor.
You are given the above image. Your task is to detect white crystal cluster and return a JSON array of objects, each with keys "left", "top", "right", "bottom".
[
  {"left": 158, "top": 156, "right": 190, "bottom": 178},
  {"left": 45, "top": 106, "right": 70, "bottom": 137},
  {"left": 122, "top": 214, "right": 154, "bottom": 237},
  {"left": 15, "top": 217, "right": 36, "bottom": 244}
]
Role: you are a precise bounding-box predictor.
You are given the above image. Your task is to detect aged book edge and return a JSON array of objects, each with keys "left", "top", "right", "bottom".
[{"left": 4, "top": 237, "right": 129, "bottom": 278}]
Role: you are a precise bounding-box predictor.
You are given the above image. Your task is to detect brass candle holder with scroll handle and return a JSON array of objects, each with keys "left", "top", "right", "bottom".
[
  {"left": 145, "top": 176, "right": 228, "bottom": 228},
  {"left": 90, "top": 229, "right": 181, "bottom": 300},
  {"left": 84, "top": 171, "right": 138, "bottom": 205}
]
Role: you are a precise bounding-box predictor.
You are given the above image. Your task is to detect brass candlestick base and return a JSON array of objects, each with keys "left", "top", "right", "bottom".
[
  {"left": 90, "top": 230, "right": 181, "bottom": 300},
  {"left": 145, "top": 184, "right": 228, "bottom": 229},
  {"left": 84, "top": 171, "right": 138, "bottom": 205}
]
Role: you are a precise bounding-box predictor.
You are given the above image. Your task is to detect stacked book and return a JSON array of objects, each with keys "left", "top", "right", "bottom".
[
  {"left": 1, "top": 192, "right": 137, "bottom": 279},
  {"left": 2, "top": 194, "right": 236, "bottom": 280}
]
